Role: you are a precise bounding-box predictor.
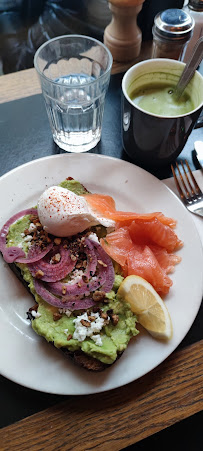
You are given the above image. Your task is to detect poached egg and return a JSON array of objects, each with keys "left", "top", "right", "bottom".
[{"left": 37, "top": 186, "right": 115, "bottom": 237}]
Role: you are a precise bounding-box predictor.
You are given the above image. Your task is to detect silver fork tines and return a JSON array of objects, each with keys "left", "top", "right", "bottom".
[{"left": 171, "top": 160, "right": 203, "bottom": 218}]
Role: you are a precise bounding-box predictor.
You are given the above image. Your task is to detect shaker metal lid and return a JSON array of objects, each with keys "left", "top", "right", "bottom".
[
  {"left": 188, "top": 0, "right": 203, "bottom": 12},
  {"left": 153, "top": 8, "right": 195, "bottom": 40}
]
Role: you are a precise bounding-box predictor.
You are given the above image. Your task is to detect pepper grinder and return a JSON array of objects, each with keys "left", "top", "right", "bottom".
[{"left": 104, "top": 0, "right": 146, "bottom": 62}]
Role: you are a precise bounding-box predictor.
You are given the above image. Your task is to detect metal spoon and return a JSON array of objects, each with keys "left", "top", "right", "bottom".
[{"left": 173, "top": 36, "right": 203, "bottom": 102}]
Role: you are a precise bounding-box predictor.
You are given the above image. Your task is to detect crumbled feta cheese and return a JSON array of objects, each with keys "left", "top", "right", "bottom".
[
  {"left": 64, "top": 328, "right": 69, "bottom": 335},
  {"left": 73, "top": 319, "right": 87, "bottom": 342},
  {"left": 58, "top": 308, "right": 72, "bottom": 317},
  {"left": 91, "top": 334, "right": 103, "bottom": 346},
  {"left": 67, "top": 269, "right": 84, "bottom": 285},
  {"left": 18, "top": 242, "right": 23, "bottom": 249},
  {"left": 31, "top": 310, "right": 41, "bottom": 318},
  {"left": 72, "top": 269, "right": 84, "bottom": 278},
  {"left": 28, "top": 223, "right": 37, "bottom": 232},
  {"left": 21, "top": 232, "right": 25, "bottom": 237},
  {"left": 73, "top": 311, "right": 108, "bottom": 346},
  {"left": 24, "top": 235, "right": 32, "bottom": 242}
]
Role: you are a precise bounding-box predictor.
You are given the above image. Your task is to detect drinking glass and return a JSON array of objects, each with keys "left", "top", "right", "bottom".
[{"left": 34, "top": 35, "right": 113, "bottom": 152}]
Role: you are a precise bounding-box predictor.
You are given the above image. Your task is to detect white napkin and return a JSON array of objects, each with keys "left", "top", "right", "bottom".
[{"left": 163, "top": 169, "right": 203, "bottom": 245}]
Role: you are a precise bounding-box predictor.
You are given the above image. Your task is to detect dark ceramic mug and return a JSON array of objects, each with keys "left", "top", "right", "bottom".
[{"left": 122, "top": 59, "right": 203, "bottom": 169}]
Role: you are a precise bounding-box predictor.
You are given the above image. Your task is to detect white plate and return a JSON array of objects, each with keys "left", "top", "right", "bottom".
[{"left": 0, "top": 153, "right": 202, "bottom": 395}]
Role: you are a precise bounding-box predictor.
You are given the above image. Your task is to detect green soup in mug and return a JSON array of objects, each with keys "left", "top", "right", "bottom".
[
  {"left": 130, "top": 81, "right": 195, "bottom": 116},
  {"left": 122, "top": 59, "right": 203, "bottom": 168},
  {"left": 126, "top": 67, "right": 203, "bottom": 118}
]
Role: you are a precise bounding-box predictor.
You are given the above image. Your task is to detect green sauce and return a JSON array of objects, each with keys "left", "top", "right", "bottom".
[{"left": 130, "top": 82, "right": 194, "bottom": 116}]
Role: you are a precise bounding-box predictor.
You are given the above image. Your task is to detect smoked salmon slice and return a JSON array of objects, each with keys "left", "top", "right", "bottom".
[
  {"left": 127, "top": 245, "right": 173, "bottom": 295},
  {"left": 149, "top": 244, "right": 181, "bottom": 274},
  {"left": 100, "top": 224, "right": 182, "bottom": 296},
  {"left": 83, "top": 192, "right": 182, "bottom": 295},
  {"left": 83, "top": 193, "right": 177, "bottom": 228},
  {"left": 101, "top": 227, "right": 133, "bottom": 267},
  {"left": 126, "top": 219, "right": 183, "bottom": 252}
]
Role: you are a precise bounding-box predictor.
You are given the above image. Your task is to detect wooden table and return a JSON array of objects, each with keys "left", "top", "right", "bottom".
[
  {"left": 0, "top": 41, "right": 152, "bottom": 104},
  {"left": 0, "top": 62, "right": 202, "bottom": 451}
]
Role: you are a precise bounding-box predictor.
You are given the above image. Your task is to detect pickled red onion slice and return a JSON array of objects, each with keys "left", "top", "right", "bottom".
[
  {"left": 47, "top": 238, "right": 115, "bottom": 297},
  {"left": 16, "top": 242, "right": 54, "bottom": 264},
  {"left": 93, "top": 241, "right": 115, "bottom": 293},
  {"left": 0, "top": 208, "right": 53, "bottom": 263},
  {"left": 47, "top": 238, "right": 98, "bottom": 295},
  {"left": 27, "top": 245, "right": 76, "bottom": 282},
  {"left": 2, "top": 247, "right": 26, "bottom": 264},
  {"left": 34, "top": 279, "right": 95, "bottom": 310}
]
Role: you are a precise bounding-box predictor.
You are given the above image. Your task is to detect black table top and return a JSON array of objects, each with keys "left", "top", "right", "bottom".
[{"left": 0, "top": 73, "right": 202, "bottom": 180}]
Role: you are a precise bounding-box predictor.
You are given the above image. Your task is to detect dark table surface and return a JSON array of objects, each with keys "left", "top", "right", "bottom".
[
  {"left": 0, "top": 72, "right": 202, "bottom": 449},
  {"left": 0, "top": 73, "right": 203, "bottom": 180}
]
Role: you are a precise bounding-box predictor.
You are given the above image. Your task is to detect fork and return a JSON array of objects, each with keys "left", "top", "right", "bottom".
[{"left": 171, "top": 160, "right": 203, "bottom": 218}]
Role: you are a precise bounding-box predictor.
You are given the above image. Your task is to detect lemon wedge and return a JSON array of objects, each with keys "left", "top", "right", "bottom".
[{"left": 117, "top": 275, "right": 173, "bottom": 340}]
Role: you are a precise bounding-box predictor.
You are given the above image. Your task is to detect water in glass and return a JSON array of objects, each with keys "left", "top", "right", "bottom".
[{"left": 44, "top": 74, "right": 105, "bottom": 152}]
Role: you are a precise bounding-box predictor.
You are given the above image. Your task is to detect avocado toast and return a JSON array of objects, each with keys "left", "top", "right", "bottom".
[{"left": 0, "top": 178, "right": 139, "bottom": 371}]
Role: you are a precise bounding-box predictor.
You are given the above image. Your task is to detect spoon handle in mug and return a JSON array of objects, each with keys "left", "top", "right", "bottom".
[{"left": 173, "top": 36, "right": 203, "bottom": 101}]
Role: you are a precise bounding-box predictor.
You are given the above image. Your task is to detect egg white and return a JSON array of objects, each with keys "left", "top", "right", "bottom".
[{"left": 37, "top": 186, "right": 114, "bottom": 237}]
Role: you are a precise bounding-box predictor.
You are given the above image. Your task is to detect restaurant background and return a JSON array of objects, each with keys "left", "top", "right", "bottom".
[{"left": 0, "top": 0, "right": 184, "bottom": 74}]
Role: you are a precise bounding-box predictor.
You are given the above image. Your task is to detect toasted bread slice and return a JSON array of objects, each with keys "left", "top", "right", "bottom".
[
  {"left": 2, "top": 178, "right": 138, "bottom": 372},
  {"left": 8, "top": 260, "right": 123, "bottom": 372}
]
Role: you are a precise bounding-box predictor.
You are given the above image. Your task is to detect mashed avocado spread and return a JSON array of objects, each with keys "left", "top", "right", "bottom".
[{"left": 7, "top": 179, "right": 139, "bottom": 365}]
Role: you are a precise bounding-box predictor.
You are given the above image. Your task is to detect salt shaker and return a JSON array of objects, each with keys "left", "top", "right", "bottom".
[
  {"left": 151, "top": 8, "right": 195, "bottom": 61},
  {"left": 183, "top": 0, "right": 203, "bottom": 62}
]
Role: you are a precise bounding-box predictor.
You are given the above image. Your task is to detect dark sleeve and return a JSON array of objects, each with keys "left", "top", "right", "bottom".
[
  {"left": 0, "top": 0, "right": 46, "bottom": 73},
  {"left": 26, "top": 0, "right": 112, "bottom": 52},
  {"left": 0, "top": 0, "right": 112, "bottom": 74}
]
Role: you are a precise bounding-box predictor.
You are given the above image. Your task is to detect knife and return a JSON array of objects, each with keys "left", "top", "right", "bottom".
[{"left": 194, "top": 141, "right": 203, "bottom": 170}]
